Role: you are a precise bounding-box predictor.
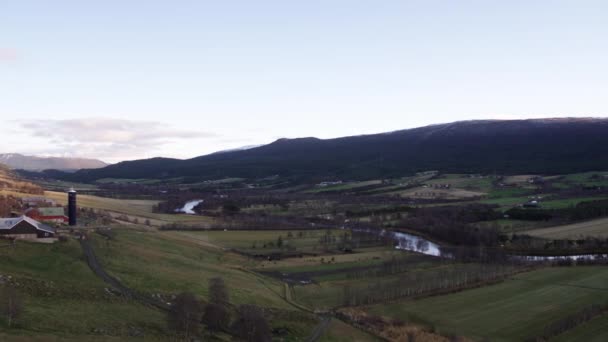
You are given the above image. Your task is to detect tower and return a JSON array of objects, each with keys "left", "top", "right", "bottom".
[{"left": 68, "top": 188, "right": 77, "bottom": 226}]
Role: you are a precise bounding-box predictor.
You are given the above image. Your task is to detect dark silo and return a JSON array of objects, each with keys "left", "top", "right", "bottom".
[{"left": 68, "top": 188, "right": 77, "bottom": 226}]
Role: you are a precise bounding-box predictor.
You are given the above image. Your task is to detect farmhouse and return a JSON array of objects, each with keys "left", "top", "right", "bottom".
[
  {"left": 522, "top": 200, "right": 540, "bottom": 208},
  {"left": 25, "top": 207, "right": 68, "bottom": 224},
  {"left": 0, "top": 216, "right": 56, "bottom": 240}
]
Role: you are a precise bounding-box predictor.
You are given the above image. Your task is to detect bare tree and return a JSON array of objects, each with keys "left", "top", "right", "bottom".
[
  {"left": 202, "top": 303, "right": 230, "bottom": 334},
  {"left": 203, "top": 277, "right": 231, "bottom": 334},
  {"left": 0, "top": 286, "right": 22, "bottom": 328},
  {"left": 208, "top": 277, "right": 229, "bottom": 306},
  {"left": 167, "top": 292, "right": 203, "bottom": 338},
  {"left": 233, "top": 305, "right": 271, "bottom": 342}
]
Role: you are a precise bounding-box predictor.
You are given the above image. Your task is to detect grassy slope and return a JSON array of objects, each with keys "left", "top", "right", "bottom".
[
  {"left": 366, "top": 267, "right": 608, "bottom": 342},
  {"left": 91, "top": 229, "right": 292, "bottom": 309},
  {"left": 0, "top": 239, "right": 167, "bottom": 340},
  {"left": 91, "top": 228, "right": 319, "bottom": 339}
]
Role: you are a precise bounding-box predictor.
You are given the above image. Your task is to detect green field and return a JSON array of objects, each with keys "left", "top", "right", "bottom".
[
  {"left": 43, "top": 191, "right": 213, "bottom": 226},
  {"left": 538, "top": 196, "right": 608, "bottom": 209},
  {"left": 552, "top": 314, "right": 608, "bottom": 342},
  {"left": 524, "top": 217, "right": 608, "bottom": 239},
  {"left": 486, "top": 187, "right": 532, "bottom": 199},
  {"left": 171, "top": 229, "right": 351, "bottom": 254},
  {"left": 0, "top": 239, "right": 168, "bottom": 340},
  {"left": 366, "top": 267, "right": 608, "bottom": 342},
  {"left": 319, "top": 318, "right": 380, "bottom": 342},
  {"left": 426, "top": 174, "right": 495, "bottom": 192},
  {"left": 92, "top": 229, "right": 293, "bottom": 308},
  {"left": 305, "top": 180, "right": 382, "bottom": 193},
  {"left": 479, "top": 195, "right": 531, "bottom": 207}
]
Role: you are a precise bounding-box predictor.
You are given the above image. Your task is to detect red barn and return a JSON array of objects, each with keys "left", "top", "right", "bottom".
[{"left": 25, "top": 207, "right": 68, "bottom": 224}]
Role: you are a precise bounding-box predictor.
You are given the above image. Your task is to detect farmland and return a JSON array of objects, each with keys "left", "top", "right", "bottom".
[
  {"left": 0, "top": 238, "right": 168, "bottom": 340},
  {"left": 366, "top": 266, "right": 608, "bottom": 342},
  {"left": 2, "top": 168, "right": 608, "bottom": 340},
  {"left": 524, "top": 217, "right": 608, "bottom": 239},
  {"left": 42, "top": 191, "right": 213, "bottom": 226},
  {"left": 552, "top": 314, "right": 608, "bottom": 342}
]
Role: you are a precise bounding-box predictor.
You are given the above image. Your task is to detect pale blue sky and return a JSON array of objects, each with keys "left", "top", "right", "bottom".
[{"left": 2, "top": 1, "right": 607, "bottom": 162}]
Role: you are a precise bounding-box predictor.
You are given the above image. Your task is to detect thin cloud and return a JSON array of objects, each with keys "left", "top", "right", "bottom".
[
  {"left": 16, "top": 118, "right": 217, "bottom": 162},
  {"left": 0, "top": 48, "right": 19, "bottom": 62}
]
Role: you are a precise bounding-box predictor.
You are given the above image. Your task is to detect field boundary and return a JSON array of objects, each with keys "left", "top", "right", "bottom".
[{"left": 79, "top": 235, "right": 171, "bottom": 311}]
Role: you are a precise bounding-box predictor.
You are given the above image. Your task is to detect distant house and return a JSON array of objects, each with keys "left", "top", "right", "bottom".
[
  {"left": 25, "top": 207, "right": 68, "bottom": 224},
  {"left": 522, "top": 200, "right": 540, "bottom": 208},
  {"left": 527, "top": 176, "right": 545, "bottom": 184},
  {"left": 317, "top": 181, "right": 343, "bottom": 187},
  {"left": 21, "top": 196, "right": 56, "bottom": 207},
  {"left": 0, "top": 216, "right": 56, "bottom": 240}
]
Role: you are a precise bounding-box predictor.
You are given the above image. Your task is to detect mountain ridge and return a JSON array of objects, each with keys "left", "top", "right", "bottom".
[
  {"left": 31, "top": 118, "right": 608, "bottom": 182},
  {"left": 0, "top": 153, "right": 108, "bottom": 171}
]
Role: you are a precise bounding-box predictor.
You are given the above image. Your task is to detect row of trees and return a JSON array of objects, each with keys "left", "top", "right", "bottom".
[
  {"left": 506, "top": 199, "right": 608, "bottom": 223},
  {"left": 508, "top": 234, "right": 608, "bottom": 254},
  {"left": 341, "top": 263, "right": 520, "bottom": 306},
  {"left": 168, "top": 277, "right": 271, "bottom": 341},
  {"left": 396, "top": 204, "right": 504, "bottom": 247},
  {"left": 526, "top": 303, "right": 608, "bottom": 341}
]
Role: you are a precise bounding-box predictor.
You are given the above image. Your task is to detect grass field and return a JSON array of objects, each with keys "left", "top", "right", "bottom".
[
  {"left": 305, "top": 180, "right": 382, "bottom": 193},
  {"left": 479, "top": 195, "right": 531, "bottom": 207},
  {"left": 91, "top": 228, "right": 320, "bottom": 339},
  {"left": 486, "top": 187, "right": 531, "bottom": 199},
  {"left": 366, "top": 266, "right": 608, "bottom": 342},
  {"left": 33, "top": 179, "right": 100, "bottom": 192},
  {"left": 0, "top": 239, "right": 168, "bottom": 340},
  {"left": 426, "top": 174, "right": 494, "bottom": 192},
  {"left": 171, "top": 229, "right": 350, "bottom": 254},
  {"left": 389, "top": 186, "right": 485, "bottom": 199},
  {"left": 552, "top": 314, "right": 608, "bottom": 342},
  {"left": 0, "top": 227, "right": 319, "bottom": 340},
  {"left": 524, "top": 217, "right": 608, "bottom": 239},
  {"left": 42, "top": 191, "right": 213, "bottom": 226},
  {"left": 502, "top": 175, "right": 537, "bottom": 186},
  {"left": 92, "top": 228, "right": 294, "bottom": 309},
  {"left": 539, "top": 196, "right": 608, "bottom": 209},
  {"left": 319, "top": 318, "right": 380, "bottom": 342},
  {"left": 259, "top": 249, "right": 402, "bottom": 273}
]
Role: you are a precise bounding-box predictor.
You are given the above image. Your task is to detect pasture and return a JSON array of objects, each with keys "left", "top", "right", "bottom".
[
  {"left": 390, "top": 186, "right": 485, "bottom": 200},
  {"left": 320, "top": 318, "right": 380, "bottom": 342},
  {"left": 552, "top": 314, "right": 608, "bottom": 342},
  {"left": 91, "top": 228, "right": 294, "bottom": 309},
  {"left": 0, "top": 239, "right": 168, "bottom": 339},
  {"left": 524, "top": 217, "right": 608, "bottom": 239},
  {"left": 170, "top": 229, "right": 351, "bottom": 254},
  {"left": 43, "top": 191, "right": 213, "bottom": 226},
  {"left": 366, "top": 266, "right": 608, "bottom": 342}
]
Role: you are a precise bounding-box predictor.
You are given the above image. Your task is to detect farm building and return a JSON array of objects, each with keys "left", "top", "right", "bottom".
[
  {"left": 21, "top": 196, "right": 56, "bottom": 207},
  {"left": 522, "top": 200, "right": 541, "bottom": 208},
  {"left": 25, "top": 207, "right": 68, "bottom": 224},
  {"left": 0, "top": 216, "right": 56, "bottom": 240}
]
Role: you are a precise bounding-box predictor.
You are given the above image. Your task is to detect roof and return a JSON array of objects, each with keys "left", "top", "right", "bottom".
[
  {"left": 37, "top": 207, "right": 66, "bottom": 217},
  {"left": 0, "top": 216, "right": 55, "bottom": 234},
  {"left": 22, "top": 196, "right": 54, "bottom": 202}
]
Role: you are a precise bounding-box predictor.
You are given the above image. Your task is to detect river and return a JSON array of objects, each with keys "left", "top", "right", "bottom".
[
  {"left": 382, "top": 229, "right": 607, "bottom": 261},
  {"left": 175, "top": 199, "right": 204, "bottom": 214}
]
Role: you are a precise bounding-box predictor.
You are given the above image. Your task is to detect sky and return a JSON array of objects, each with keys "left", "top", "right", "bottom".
[{"left": 2, "top": 1, "right": 607, "bottom": 163}]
